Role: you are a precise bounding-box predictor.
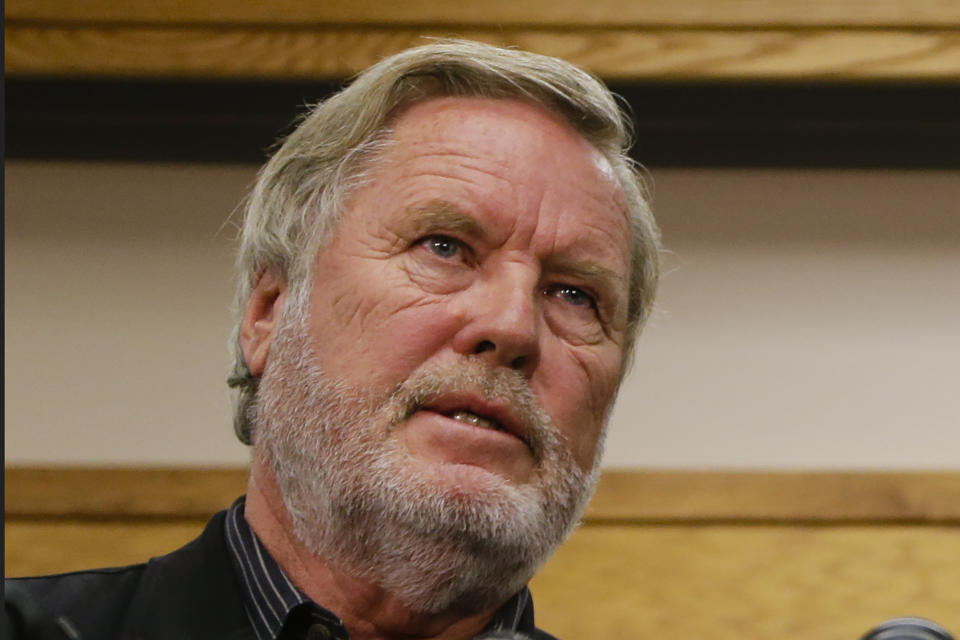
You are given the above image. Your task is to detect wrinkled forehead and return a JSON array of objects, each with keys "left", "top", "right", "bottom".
[
  {"left": 368, "top": 98, "right": 628, "bottom": 241},
  {"left": 385, "top": 98, "right": 628, "bottom": 224},
  {"left": 385, "top": 95, "right": 617, "bottom": 175}
]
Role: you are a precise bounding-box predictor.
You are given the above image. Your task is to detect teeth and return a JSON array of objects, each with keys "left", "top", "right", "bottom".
[{"left": 448, "top": 410, "right": 501, "bottom": 431}]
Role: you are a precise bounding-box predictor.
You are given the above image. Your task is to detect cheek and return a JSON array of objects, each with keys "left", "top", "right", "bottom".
[
  {"left": 312, "top": 249, "right": 415, "bottom": 339},
  {"left": 367, "top": 307, "right": 460, "bottom": 375},
  {"left": 309, "top": 269, "right": 462, "bottom": 384},
  {"left": 308, "top": 273, "right": 379, "bottom": 352},
  {"left": 535, "top": 342, "right": 622, "bottom": 468}
]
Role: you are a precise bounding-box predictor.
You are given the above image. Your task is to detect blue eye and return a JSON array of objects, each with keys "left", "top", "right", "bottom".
[
  {"left": 550, "top": 285, "right": 596, "bottom": 309},
  {"left": 422, "top": 235, "right": 462, "bottom": 259}
]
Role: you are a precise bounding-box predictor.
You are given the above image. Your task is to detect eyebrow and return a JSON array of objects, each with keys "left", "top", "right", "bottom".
[{"left": 404, "top": 202, "right": 486, "bottom": 239}]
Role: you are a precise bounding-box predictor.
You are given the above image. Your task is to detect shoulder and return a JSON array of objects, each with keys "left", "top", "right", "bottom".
[
  {"left": 6, "top": 564, "right": 147, "bottom": 639},
  {"left": 4, "top": 508, "right": 251, "bottom": 640}
]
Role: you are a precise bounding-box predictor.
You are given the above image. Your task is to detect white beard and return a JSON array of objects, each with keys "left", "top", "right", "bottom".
[{"left": 252, "top": 314, "right": 600, "bottom": 615}]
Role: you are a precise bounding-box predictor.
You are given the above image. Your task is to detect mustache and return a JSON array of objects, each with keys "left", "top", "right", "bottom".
[{"left": 386, "top": 358, "right": 554, "bottom": 461}]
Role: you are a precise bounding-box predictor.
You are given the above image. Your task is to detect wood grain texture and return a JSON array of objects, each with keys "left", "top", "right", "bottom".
[
  {"left": 4, "top": 520, "right": 205, "bottom": 577},
  {"left": 7, "top": 467, "right": 960, "bottom": 522},
  {"left": 7, "top": 26, "right": 960, "bottom": 81},
  {"left": 588, "top": 470, "right": 960, "bottom": 522},
  {"left": 6, "top": 521, "right": 959, "bottom": 640},
  {"left": 530, "top": 525, "right": 960, "bottom": 640},
  {"left": 8, "top": 0, "right": 960, "bottom": 28},
  {"left": 5, "top": 467, "right": 248, "bottom": 519}
]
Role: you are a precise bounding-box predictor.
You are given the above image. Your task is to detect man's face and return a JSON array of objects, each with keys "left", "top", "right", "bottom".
[
  {"left": 303, "top": 96, "right": 631, "bottom": 486},
  {"left": 252, "top": 96, "right": 633, "bottom": 612}
]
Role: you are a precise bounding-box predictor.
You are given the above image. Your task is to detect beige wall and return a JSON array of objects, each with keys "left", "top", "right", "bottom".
[{"left": 5, "top": 161, "right": 959, "bottom": 469}]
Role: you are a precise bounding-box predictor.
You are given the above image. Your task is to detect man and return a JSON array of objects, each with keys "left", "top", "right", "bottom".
[{"left": 5, "top": 40, "right": 660, "bottom": 640}]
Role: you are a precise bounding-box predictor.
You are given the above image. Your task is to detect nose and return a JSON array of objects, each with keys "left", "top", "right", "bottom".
[{"left": 451, "top": 268, "right": 541, "bottom": 376}]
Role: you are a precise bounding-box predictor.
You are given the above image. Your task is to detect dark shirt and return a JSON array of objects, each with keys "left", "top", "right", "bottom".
[{"left": 222, "top": 497, "right": 548, "bottom": 640}]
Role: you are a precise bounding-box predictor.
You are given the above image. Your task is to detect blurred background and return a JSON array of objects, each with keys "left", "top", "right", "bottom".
[
  {"left": 6, "top": 162, "right": 959, "bottom": 468},
  {"left": 5, "top": 2, "right": 960, "bottom": 638}
]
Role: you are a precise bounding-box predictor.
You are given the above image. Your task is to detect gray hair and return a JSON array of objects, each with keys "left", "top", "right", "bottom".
[{"left": 228, "top": 39, "right": 661, "bottom": 444}]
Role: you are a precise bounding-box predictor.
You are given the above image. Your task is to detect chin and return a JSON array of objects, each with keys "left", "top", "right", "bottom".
[{"left": 414, "top": 457, "right": 536, "bottom": 494}]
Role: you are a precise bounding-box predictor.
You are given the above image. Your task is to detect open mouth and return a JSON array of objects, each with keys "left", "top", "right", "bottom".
[
  {"left": 417, "top": 394, "right": 533, "bottom": 453},
  {"left": 402, "top": 387, "right": 543, "bottom": 461},
  {"left": 444, "top": 409, "right": 505, "bottom": 433}
]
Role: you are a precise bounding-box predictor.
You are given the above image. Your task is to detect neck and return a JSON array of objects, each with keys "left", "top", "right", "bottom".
[{"left": 244, "top": 460, "right": 499, "bottom": 640}]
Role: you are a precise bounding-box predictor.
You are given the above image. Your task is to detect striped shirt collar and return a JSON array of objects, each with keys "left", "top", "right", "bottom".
[
  {"left": 224, "top": 497, "right": 323, "bottom": 640},
  {"left": 224, "top": 496, "right": 536, "bottom": 639}
]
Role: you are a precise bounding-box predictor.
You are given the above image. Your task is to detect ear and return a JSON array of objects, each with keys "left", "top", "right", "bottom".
[{"left": 240, "top": 269, "right": 289, "bottom": 377}]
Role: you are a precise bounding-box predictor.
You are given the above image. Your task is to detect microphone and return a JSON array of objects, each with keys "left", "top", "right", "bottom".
[{"left": 860, "top": 617, "right": 954, "bottom": 640}]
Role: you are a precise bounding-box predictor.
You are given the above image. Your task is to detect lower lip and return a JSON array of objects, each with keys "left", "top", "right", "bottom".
[{"left": 399, "top": 410, "right": 534, "bottom": 481}]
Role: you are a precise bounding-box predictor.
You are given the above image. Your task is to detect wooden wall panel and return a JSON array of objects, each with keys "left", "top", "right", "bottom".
[
  {"left": 530, "top": 525, "right": 960, "bottom": 640},
  {"left": 7, "top": 468, "right": 960, "bottom": 522},
  {"left": 5, "top": 520, "right": 205, "bottom": 578},
  {"left": 5, "top": 467, "right": 249, "bottom": 520},
  {"left": 6, "top": 521, "right": 959, "bottom": 640},
  {"left": 6, "top": 0, "right": 960, "bottom": 81},
  {"left": 590, "top": 470, "right": 960, "bottom": 523},
  {"left": 8, "top": 0, "right": 960, "bottom": 28},
  {"left": 7, "top": 26, "right": 960, "bottom": 81}
]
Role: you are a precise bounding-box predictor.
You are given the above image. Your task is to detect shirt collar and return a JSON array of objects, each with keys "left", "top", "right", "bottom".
[
  {"left": 225, "top": 497, "right": 323, "bottom": 640},
  {"left": 224, "top": 496, "right": 537, "bottom": 639}
]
